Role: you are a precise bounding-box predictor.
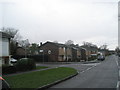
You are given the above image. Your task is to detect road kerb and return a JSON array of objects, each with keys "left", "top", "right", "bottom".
[{"left": 36, "top": 71, "right": 79, "bottom": 90}]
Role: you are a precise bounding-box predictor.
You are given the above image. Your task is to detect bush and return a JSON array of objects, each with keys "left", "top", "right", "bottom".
[
  {"left": 2, "top": 65, "right": 16, "bottom": 74},
  {"left": 16, "top": 58, "right": 36, "bottom": 71}
]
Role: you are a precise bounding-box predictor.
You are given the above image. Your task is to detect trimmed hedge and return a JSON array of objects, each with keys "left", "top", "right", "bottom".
[
  {"left": 2, "top": 65, "right": 16, "bottom": 74},
  {"left": 12, "top": 55, "right": 48, "bottom": 62},
  {"left": 15, "top": 58, "right": 36, "bottom": 71}
]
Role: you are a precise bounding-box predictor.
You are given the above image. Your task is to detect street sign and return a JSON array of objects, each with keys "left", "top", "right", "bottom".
[{"left": 48, "top": 50, "right": 51, "bottom": 54}]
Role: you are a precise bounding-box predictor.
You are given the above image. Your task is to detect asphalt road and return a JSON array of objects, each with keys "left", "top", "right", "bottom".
[{"left": 47, "top": 55, "right": 119, "bottom": 89}]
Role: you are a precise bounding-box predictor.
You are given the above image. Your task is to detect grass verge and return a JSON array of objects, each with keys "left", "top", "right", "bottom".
[
  {"left": 3, "top": 67, "right": 77, "bottom": 89},
  {"left": 36, "top": 66, "right": 48, "bottom": 70}
]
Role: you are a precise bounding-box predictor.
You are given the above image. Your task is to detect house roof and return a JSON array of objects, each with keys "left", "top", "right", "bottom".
[
  {"left": 80, "top": 45, "right": 98, "bottom": 51},
  {"left": 40, "top": 41, "right": 69, "bottom": 48},
  {"left": 39, "top": 41, "right": 86, "bottom": 50},
  {"left": 17, "top": 47, "right": 25, "bottom": 50},
  {"left": 0, "top": 31, "right": 13, "bottom": 38}
]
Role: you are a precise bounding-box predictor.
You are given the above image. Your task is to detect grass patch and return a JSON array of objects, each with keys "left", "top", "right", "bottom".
[
  {"left": 36, "top": 66, "right": 48, "bottom": 70},
  {"left": 3, "top": 67, "right": 77, "bottom": 89}
]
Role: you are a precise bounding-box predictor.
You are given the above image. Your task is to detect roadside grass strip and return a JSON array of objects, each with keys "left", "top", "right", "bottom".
[{"left": 3, "top": 67, "right": 77, "bottom": 88}]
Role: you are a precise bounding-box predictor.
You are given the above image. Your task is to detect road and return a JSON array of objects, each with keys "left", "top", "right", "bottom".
[{"left": 46, "top": 55, "right": 119, "bottom": 89}]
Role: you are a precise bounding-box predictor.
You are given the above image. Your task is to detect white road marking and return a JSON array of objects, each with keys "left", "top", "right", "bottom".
[
  {"left": 116, "top": 81, "right": 120, "bottom": 90},
  {"left": 115, "top": 58, "right": 119, "bottom": 67},
  {"left": 80, "top": 70, "right": 85, "bottom": 74},
  {"left": 80, "top": 63, "right": 100, "bottom": 74},
  {"left": 119, "top": 70, "right": 120, "bottom": 78}
]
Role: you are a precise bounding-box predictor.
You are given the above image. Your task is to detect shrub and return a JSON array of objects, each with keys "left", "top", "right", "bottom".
[
  {"left": 16, "top": 58, "right": 36, "bottom": 71},
  {"left": 2, "top": 65, "right": 16, "bottom": 74},
  {"left": 27, "top": 58, "right": 36, "bottom": 70},
  {"left": 88, "top": 56, "right": 97, "bottom": 61}
]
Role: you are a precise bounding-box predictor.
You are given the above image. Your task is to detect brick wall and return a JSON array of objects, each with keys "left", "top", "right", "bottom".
[{"left": 39, "top": 43, "right": 59, "bottom": 62}]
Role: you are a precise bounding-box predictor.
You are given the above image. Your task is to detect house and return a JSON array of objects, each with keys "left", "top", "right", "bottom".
[
  {"left": 80, "top": 45, "right": 98, "bottom": 60},
  {"left": 98, "top": 49, "right": 109, "bottom": 56},
  {"left": 80, "top": 48, "right": 87, "bottom": 61},
  {"left": 70, "top": 44, "right": 85, "bottom": 61},
  {"left": 0, "top": 32, "right": 13, "bottom": 65},
  {"left": 108, "top": 50, "right": 115, "bottom": 55},
  {"left": 39, "top": 41, "right": 77, "bottom": 62},
  {"left": 72, "top": 45, "right": 88, "bottom": 61},
  {"left": 39, "top": 42, "right": 63, "bottom": 62},
  {"left": 65, "top": 46, "right": 72, "bottom": 61},
  {"left": 39, "top": 41, "right": 92, "bottom": 62},
  {"left": 15, "top": 47, "right": 26, "bottom": 55}
]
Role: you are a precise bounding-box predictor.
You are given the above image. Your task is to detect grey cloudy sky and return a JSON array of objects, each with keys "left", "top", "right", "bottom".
[{"left": 0, "top": 0, "right": 119, "bottom": 50}]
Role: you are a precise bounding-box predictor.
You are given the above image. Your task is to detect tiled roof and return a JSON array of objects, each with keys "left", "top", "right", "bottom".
[
  {"left": 46, "top": 41, "right": 69, "bottom": 48},
  {"left": 0, "top": 31, "right": 13, "bottom": 38},
  {"left": 80, "top": 45, "right": 98, "bottom": 51},
  {"left": 41, "top": 41, "right": 85, "bottom": 50}
]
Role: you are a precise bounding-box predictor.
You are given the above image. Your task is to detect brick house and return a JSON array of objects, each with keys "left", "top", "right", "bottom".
[
  {"left": 15, "top": 47, "right": 26, "bottom": 55},
  {"left": 80, "top": 45, "right": 98, "bottom": 60},
  {"left": 80, "top": 48, "right": 87, "bottom": 61},
  {"left": 39, "top": 41, "right": 95, "bottom": 62},
  {"left": 39, "top": 42, "right": 60, "bottom": 62},
  {"left": 71, "top": 45, "right": 87, "bottom": 61},
  {"left": 39, "top": 41, "right": 79, "bottom": 62}
]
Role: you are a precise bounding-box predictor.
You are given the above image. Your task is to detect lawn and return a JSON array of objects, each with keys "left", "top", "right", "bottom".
[
  {"left": 36, "top": 66, "right": 48, "bottom": 70},
  {"left": 3, "top": 67, "right": 77, "bottom": 89}
]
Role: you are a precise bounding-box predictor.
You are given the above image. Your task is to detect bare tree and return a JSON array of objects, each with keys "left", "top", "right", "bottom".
[
  {"left": 28, "top": 43, "right": 39, "bottom": 55},
  {"left": 1, "top": 27, "right": 22, "bottom": 55},
  {"left": 19, "top": 39, "right": 30, "bottom": 47},
  {"left": 83, "top": 41, "right": 97, "bottom": 48},
  {"left": 65, "top": 40, "right": 74, "bottom": 45},
  {"left": 99, "top": 44, "right": 108, "bottom": 50},
  {"left": 19, "top": 39, "right": 30, "bottom": 57},
  {"left": 1, "top": 27, "right": 22, "bottom": 42}
]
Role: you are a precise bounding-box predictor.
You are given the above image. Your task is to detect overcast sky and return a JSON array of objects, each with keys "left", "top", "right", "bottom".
[{"left": 0, "top": 0, "right": 119, "bottom": 50}]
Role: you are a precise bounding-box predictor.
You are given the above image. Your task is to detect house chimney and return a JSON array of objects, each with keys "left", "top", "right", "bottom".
[
  {"left": 40, "top": 42, "right": 42, "bottom": 46},
  {"left": 16, "top": 42, "right": 18, "bottom": 47}
]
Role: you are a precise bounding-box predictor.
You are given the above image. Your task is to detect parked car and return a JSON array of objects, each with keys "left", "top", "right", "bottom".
[
  {"left": 0, "top": 76, "right": 10, "bottom": 90},
  {"left": 9, "top": 58, "right": 17, "bottom": 66},
  {"left": 97, "top": 53, "right": 105, "bottom": 61}
]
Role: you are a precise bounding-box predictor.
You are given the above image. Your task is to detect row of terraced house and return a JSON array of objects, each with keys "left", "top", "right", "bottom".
[
  {"left": 38, "top": 41, "right": 103, "bottom": 62},
  {"left": 0, "top": 30, "right": 110, "bottom": 64}
]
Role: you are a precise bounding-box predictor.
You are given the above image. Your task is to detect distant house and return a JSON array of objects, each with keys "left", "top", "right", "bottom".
[
  {"left": 108, "top": 50, "right": 115, "bottom": 55},
  {"left": 39, "top": 41, "right": 82, "bottom": 62},
  {"left": 98, "top": 49, "right": 109, "bottom": 56},
  {"left": 15, "top": 47, "right": 26, "bottom": 55},
  {"left": 80, "top": 48, "right": 87, "bottom": 61},
  {"left": 0, "top": 32, "right": 13, "bottom": 65},
  {"left": 80, "top": 45, "right": 98, "bottom": 60},
  {"left": 70, "top": 44, "right": 86, "bottom": 61}
]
